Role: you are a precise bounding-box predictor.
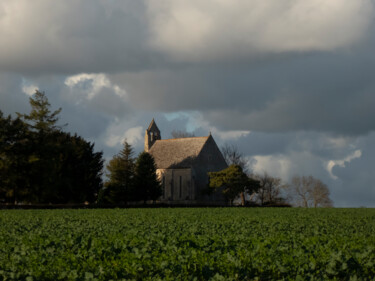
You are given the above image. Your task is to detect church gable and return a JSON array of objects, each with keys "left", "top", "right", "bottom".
[{"left": 196, "top": 135, "right": 228, "bottom": 171}]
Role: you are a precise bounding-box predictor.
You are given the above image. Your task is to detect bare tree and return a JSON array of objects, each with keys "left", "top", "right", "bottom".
[
  {"left": 221, "top": 143, "right": 249, "bottom": 205},
  {"left": 221, "top": 143, "right": 248, "bottom": 171},
  {"left": 170, "top": 130, "right": 195, "bottom": 138},
  {"left": 290, "top": 176, "right": 313, "bottom": 207},
  {"left": 254, "top": 172, "right": 286, "bottom": 205},
  {"left": 311, "top": 179, "right": 333, "bottom": 207},
  {"left": 289, "top": 176, "right": 333, "bottom": 207}
]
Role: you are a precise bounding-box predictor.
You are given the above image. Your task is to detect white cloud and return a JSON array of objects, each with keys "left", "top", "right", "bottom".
[
  {"left": 162, "top": 111, "right": 250, "bottom": 140},
  {"left": 105, "top": 123, "right": 143, "bottom": 148},
  {"left": 211, "top": 128, "right": 250, "bottom": 141},
  {"left": 64, "top": 73, "right": 126, "bottom": 101},
  {"left": 164, "top": 112, "right": 192, "bottom": 122},
  {"left": 187, "top": 111, "right": 250, "bottom": 140},
  {"left": 249, "top": 154, "right": 292, "bottom": 179},
  {"left": 21, "top": 79, "right": 38, "bottom": 96},
  {"left": 326, "top": 150, "right": 362, "bottom": 180},
  {"left": 247, "top": 147, "right": 333, "bottom": 183},
  {"left": 62, "top": 73, "right": 131, "bottom": 117},
  {"left": 325, "top": 136, "right": 354, "bottom": 150},
  {"left": 123, "top": 127, "right": 143, "bottom": 146},
  {"left": 147, "top": 0, "right": 374, "bottom": 61}
]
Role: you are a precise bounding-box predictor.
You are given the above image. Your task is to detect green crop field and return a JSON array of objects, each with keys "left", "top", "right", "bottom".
[{"left": 0, "top": 208, "right": 374, "bottom": 280}]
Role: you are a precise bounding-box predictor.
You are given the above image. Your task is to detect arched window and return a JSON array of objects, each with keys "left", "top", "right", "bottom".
[
  {"left": 179, "top": 176, "right": 182, "bottom": 199},
  {"left": 162, "top": 176, "right": 165, "bottom": 199}
]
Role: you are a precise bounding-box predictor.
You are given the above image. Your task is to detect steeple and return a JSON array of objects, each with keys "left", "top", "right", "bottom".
[{"left": 144, "top": 119, "right": 161, "bottom": 152}]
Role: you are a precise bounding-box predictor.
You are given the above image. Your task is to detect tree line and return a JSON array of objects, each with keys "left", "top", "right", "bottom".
[
  {"left": 99, "top": 142, "right": 162, "bottom": 204},
  {"left": 0, "top": 91, "right": 104, "bottom": 204},
  {"left": 0, "top": 91, "right": 161, "bottom": 205},
  {"left": 1, "top": 91, "right": 332, "bottom": 207},
  {"left": 209, "top": 144, "right": 333, "bottom": 207}
]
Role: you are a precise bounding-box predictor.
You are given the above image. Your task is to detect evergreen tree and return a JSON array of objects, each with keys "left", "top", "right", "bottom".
[
  {"left": 15, "top": 90, "right": 64, "bottom": 202},
  {"left": 209, "top": 165, "right": 260, "bottom": 206},
  {"left": 1, "top": 91, "right": 104, "bottom": 204},
  {"left": 46, "top": 131, "right": 104, "bottom": 203},
  {"left": 17, "top": 90, "right": 63, "bottom": 133},
  {"left": 134, "top": 152, "right": 162, "bottom": 203},
  {"left": 102, "top": 141, "right": 135, "bottom": 204},
  {"left": 0, "top": 111, "right": 33, "bottom": 203}
]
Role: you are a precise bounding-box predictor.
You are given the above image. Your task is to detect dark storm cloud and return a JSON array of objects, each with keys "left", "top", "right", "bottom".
[
  {"left": 1, "top": 0, "right": 375, "bottom": 136},
  {"left": 236, "top": 130, "right": 371, "bottom": 207},
  {"left": 0, "top": 0, "right": 161, "bottom": 74},
  {"left": 1, "top": 0, "right": 375, "bottom": 207},
  {"left": 0, "top": 72, "right": 29, "bottom": 115},
  {"left": 114, "top": 48, "right": 375, "bottom": 135},
  {"left": 331, "top": 132, "right": 375, "bottom": 207}
]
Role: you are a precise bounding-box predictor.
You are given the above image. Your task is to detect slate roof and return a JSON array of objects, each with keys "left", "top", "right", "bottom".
[{"left": 148, "top": 136, "right": 209, "bottom": 169}]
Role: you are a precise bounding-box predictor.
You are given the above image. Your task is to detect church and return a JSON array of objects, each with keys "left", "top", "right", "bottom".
[{"left": 145, "top": 119, "right": 228, "bottom": 204}]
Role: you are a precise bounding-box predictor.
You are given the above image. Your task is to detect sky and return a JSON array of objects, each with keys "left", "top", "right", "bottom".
[{"left": 1, "top": 0, "right": 374, "bottom": 207}]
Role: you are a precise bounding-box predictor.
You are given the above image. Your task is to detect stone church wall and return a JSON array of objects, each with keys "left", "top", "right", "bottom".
[
  {"left": 193, "top": 136, "right": 228, "bottom": 202},
  {"left": 156, "top": 168, "right": 194, "bottom": 202}
]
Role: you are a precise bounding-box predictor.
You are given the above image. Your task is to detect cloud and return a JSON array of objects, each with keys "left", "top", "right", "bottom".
[
  {"left": 65, "top": 73, "right": 126, "bottom": 101},
  {"left": 192, "top": 116, "right": 250, "bottom": 141},
  {"left": 237, "top": 130, "right": 375, "bottom": 207},
  {"left": 114, "top": 50, "right": 375, "bottom": 136},
  {"left": 21, "top": 79, "right": 39, "bottom": 96},
  {"left": 162, "top": 111, "right": 250, "bottom": 140},
  {"left": 105, "top": 125, "right": 143, "bottom": 147},
  {"left": 63, "top": 73, "right": 130, "bottom": 117},
  {"left": 328, "top": 132, "right": 375, "bottom": 207},
  {"left": 0, "top": 0, "right": 155, "bottom": 74},
  {"left": 326, "top": 150, "right": 362, "bottom": 180},
  {"left": 147, "top": 0, "right": 374, "bottom": 61},
  {"left": 0, "top": 72, "right": 31, "bottom": 115},
  {"left": 1, "top": 0, "right": 373, "bottom": 74},
  {"left": 1, "top": 1, "right": 375, "bottom": 207},
  {"left": 250, "top": 154, "right": 292, "bottom": 179},
  {"left": 124, "top": 127, "right": 144, "bottom": 146},
  {"left": 2, "top": 1, "right": 375, "bottom": 136}
]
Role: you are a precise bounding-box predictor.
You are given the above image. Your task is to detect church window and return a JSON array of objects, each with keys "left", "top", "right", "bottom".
[
  {"left": 179, "top": 176, "right": 182, "bottom": 199},
  {"left": 171, "top": 178, "right": 174, "bottom": 199},
  {"left": 162, "top": 176, "right": 165, "bottom": 199},
  {"left": 208, "top": 154, "right": 212, "bottom": 161}
]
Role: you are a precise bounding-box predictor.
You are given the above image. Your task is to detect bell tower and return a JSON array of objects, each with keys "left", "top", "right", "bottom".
[{"left": 144, "top": 119, "right": 161, "bottom": 152}]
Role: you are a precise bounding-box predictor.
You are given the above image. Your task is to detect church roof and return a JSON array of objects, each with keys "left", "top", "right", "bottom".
[{"left": 148, "top": 136, "right": 210, "bottom": 169}]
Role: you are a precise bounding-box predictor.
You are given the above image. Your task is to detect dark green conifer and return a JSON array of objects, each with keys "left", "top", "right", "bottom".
[
  {"left": 103, "top": 141, "right": 135, "bottom": 204},
  {"left": 134, "top": 152, "right": 162, "bottom": 203}
]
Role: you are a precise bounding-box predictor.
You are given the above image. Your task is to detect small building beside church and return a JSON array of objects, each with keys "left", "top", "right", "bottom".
[{"left": 145, "top": 119, "right": 228, "bottom": 204}]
